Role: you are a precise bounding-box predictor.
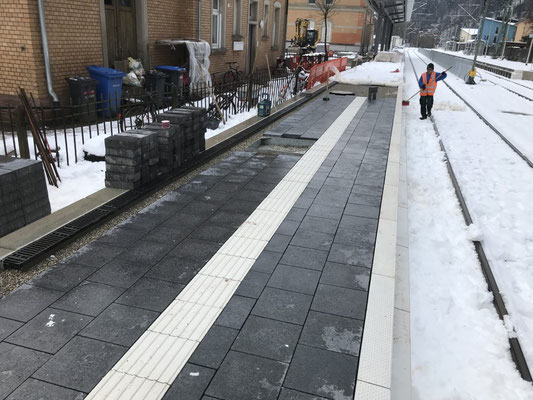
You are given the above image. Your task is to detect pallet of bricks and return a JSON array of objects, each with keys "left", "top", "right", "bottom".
[
  {"left": 104, "top": 107, "right": 207, "bottom": 189},
  {"left": 0, "top": 157, "right": 51, "bottom": 237}
]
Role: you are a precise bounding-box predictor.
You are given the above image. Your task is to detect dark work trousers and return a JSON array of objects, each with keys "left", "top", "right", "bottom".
[{"left": 419, "top": 95, "right": 434, "bottom": 118}]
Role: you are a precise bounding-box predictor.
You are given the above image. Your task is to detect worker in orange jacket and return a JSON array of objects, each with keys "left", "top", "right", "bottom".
[{"left": 418, "top": 63, "right": 447, "bottom": 120}]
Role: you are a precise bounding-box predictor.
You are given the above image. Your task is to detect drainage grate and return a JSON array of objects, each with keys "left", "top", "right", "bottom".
[{"left": 67, "top": 208, "right": 113, "bottom": 230}]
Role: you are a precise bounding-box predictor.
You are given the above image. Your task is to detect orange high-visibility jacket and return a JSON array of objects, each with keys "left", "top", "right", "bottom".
[{"left": 420, "top": 72, "right": 437, "bottom": 96}]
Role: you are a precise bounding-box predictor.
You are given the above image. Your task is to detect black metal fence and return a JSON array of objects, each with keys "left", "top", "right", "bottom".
[{"left": 1, "top": 69, "right": 302, "bottom": 166}]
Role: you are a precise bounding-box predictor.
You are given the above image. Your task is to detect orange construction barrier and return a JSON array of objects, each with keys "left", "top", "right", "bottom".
[{"left": 306, "top": 57, "right": 348, "bottom": 90}]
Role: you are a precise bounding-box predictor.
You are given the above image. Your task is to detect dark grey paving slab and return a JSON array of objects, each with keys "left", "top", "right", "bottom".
[
  {"left": 327, "top": 242, "right": 374, "bottom": 268},
  {"left": 207, "top": 210, "right": 249, "bottom": 228},
  {"left": 283, "top": 345, "right": 357, "bottom": 400},
  {"left": 115, "top": 240, "right": 174, "bottom": 266},
  {"left": 189, "top": 325, "right": 238, "bottom": 369},
  {"left": 161, "top": 213, "right": 207, "bottom": 229},
  {"left": 87, "top": 258, "right": 153, "bottom": 289},
  {"left": 146, "top": 255, "right": 205, "bottom": 284},
  {"left": 221, "top": 198, "right": 261, "bottom": 213},
  {"left": 141, "top": 225, "right": 192, "bottom": 246},
  {"left": 290, "top": 229, "right": 334, "bottom": 252},
  {"left": 320, "top": 262, "right": 370, "bottom": 292},
  {"left": 6, "top": 378, "right": 86, "bottom": 400},
  {"left": 311, "top": 284, "right": 367, "bottom": 320},
  {"left": 189, "top": 224, "right": 235, "bottom": 243},
  {"left": 28, "top": 263, "right": 96, "bottom": 292},
  {"left": 0, "top": 317, "right": 23, "bottom": 342},
  {"left": 293, "top": 196, "right": 313, "bottom": 210},
  {"left": 300, "top": 311, "right": 363, "bottom": 357},
  {"left": 95, "top": 226, "right": 147, "bottom": 247},
  {"left": 168, "top": 238, "right": 222, "bottom": 263},
  {"left": 32, "top": 336, "right": 126, "bottom": 393},
  {"left": 232, "top": 315, "right": 301, "bottom": 363},
  {"left": 264, "top": 234, "right": 292, "bottom": 253},
  {"left": 115, "top": 277, "right": 184, "bottom": 312},
  {"left": 268, "top": 265, "right": 321, "bottom": 295},
  {"left": 299, "top": 216, "right": 338, "bottom": 235},
  {"left": 351, "top": 184, "right": 383, "bottom": 197},
  {"left": 180, "top": 201, "right": 222, "bottom": 218},
  {"left": 250, "top": 250, "right": 282, "bottom": 274},
  {"left": 278, "top": 388, "right": 328, "bottom": 400},
  {"left": 280, "top": 246, "right": 328, "bottom": 271},
  {"left": 234, "top": 271, "right": 271, "bottom": 299},
  {"left": 307, "top": 204, "right": 344, "bottom": 221},
  {"left": 0, "top": 343, "right": 50, "bottom": 399},
  {"left": 339, "top": 214, "right": 378, "bottom": 233},
  {"left": 162, "top": 363, "right": 215, "bottom": 400},
  {"left": 211, "top": 181, "right": 246, "bottom": 193},
  {"left": 252, "top": 287, "right": 312, "bottom": 325},
  {"left": 333, "top": 227, "right": 375, "bottom": 246},
  {"left": 5, "top": 308, "right": 92, "bottom": 354},
  {"left": 276, "top": 220, "right": 301, "bottom": 236},
  {"left": 66, "top": 243, "right": 124, "bottom": 268},
  {"left": 0, "top": 285, "right": 64, "bottom": 322},
  {"left": 79, "top": 303, "right": 158, "bottom": 347},
  {"left": 344, "top": 203, "right": 380, "bottom": 219},
  {"left": 215, "top": 295, "right": 256, "bottom": 330},
  {"left": 285, "top": 207, "right": 307, "bottom": 223},
  {"left": 232, "top": 188, "right": 270, "bottom": 202},
  {"left": 206, "top": 351, "right": 287, "bottom": 400},
  {"left": 51, "top": 281, "right": 125, "bottom": 317}
]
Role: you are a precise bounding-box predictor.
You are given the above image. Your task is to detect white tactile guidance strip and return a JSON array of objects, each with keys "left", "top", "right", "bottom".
[{"left": 87, "top": 96, "right": 366, "bottom": 399}]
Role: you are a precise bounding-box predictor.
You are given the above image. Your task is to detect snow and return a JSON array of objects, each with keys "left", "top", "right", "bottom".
[
  {"left": 435, "top": 48, "right": 533, "bottom": 71},
  {"left": 205, "top": 107, "right": 258, "bottom": 139},
  {"left": 333, "top": 60, "right": 403, "bottom": 87},
  {"left": 405, "top": 48, "right": 533, "bottom": 399}
]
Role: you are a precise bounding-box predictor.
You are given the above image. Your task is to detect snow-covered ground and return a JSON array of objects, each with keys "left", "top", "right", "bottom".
[
  {"left": 405, "top": 48, "right": 533, "bottom": 399},
  {"left": 332, "top": 60, "right": 403, "bottom": 87},
  {"left": 435, "top": 48, "right": 533, "bottom": 71}
]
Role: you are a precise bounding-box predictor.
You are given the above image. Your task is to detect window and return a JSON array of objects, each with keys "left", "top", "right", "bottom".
[
  {"left": 495, "top": 27, "right": 499, "bottom": 34},
  {"left": 250, "top": 0, "right": 258, "bottom": 22},
  {"left": 272, "top": 2, "right": 281, "bottom": 47},
  {"left": 263, "top": 1, "right": 270, "bottom": 37},
  {"left": 308, "top": 0, "right": 316, "bottom": 3},
  {"left": 212, "top": 0, "right": 224, "bottom": 48},
  {"left": 234, "top": 0, "right": 242, "bottom": 36}
]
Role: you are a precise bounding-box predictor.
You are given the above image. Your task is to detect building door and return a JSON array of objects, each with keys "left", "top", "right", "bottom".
[{"left": 104, "top": 0, "right": 138, "bottom": 66}]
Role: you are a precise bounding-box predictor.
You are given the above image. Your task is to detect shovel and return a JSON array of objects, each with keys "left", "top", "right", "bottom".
[{"left": 402, "top": 66, "right": 453, "bottom": 106}]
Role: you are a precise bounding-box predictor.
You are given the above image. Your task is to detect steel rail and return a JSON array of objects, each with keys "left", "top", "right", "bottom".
[
  {"left": 407, "top": 49, "right": 532, "bottom": 382},
  {"left": 485, "top": 78, "right": 533, "bottom": 102}
]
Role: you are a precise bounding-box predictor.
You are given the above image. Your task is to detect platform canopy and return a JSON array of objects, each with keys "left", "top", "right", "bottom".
[{"left": 365, "top": 0, "right": 414, "bottom": 24}]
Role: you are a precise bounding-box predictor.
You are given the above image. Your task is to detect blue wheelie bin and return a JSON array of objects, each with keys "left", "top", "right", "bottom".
[
  {"left": 155, "top": 66, "right": 186, "bottom": 92},
  {"left": 87, "top": 66, "right": 126, "bottom": 116}
]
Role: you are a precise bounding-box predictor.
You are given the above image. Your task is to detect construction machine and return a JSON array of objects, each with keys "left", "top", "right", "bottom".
[{"left": 289, "top": 18, "right": 318, "bottom": 54}]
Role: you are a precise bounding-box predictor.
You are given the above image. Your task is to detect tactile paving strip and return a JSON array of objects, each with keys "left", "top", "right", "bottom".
[{"left": 86, "top": 96, "right": 366, "bottom": 400}]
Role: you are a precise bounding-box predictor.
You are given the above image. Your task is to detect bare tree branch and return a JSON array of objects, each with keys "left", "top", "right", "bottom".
[{"left": 314, "top": 0, "right": 339, "bottom": 60}]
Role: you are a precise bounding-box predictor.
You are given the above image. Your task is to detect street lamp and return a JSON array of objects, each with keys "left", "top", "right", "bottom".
[{"left": 466, "top": 0, "right": 490, "bottom": 84}]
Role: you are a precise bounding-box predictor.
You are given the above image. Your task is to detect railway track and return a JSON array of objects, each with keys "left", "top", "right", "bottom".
[
  {"left": 485, "top": 78, "right": 533, "bottom": 102},
  {"left": 406, "top": 49, "right": 533, "bottom": 383}
]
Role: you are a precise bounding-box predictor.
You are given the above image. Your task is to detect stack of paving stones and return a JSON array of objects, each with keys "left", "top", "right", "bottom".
[
  {"left": 0, "top": 157, "right": 51, "bottom": 237},
  {"left": 143, "top": 122, "right": 182, "bottom": 173},
  {"left": 156, "top": 107, "right": 207, "bottom": 163},
  {"left": 104, "top": 129, "right": 159, "bottom": 189},
  {"left": 0, "top": 97, "right": 396, "bottom": 400}
]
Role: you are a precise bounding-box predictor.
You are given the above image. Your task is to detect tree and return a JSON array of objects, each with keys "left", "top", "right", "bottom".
[{"left": 315, "top": 0, "right": 338, "bottom": 61}]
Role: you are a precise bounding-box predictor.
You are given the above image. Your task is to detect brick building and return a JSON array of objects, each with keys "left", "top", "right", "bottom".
[
  {"left": 285, "top": 0, "right": 373, "bottom": 53},
  {"left": 0, "top": 0, "right": 288, "bottom": 105}
]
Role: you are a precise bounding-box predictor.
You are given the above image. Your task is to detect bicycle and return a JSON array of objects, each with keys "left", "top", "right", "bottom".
[
  {"left": 223, "top": 62, "right": 245, "bottom": 85},
  {"left": 119, "top": 91, "right": 158, "bottom": 132}
]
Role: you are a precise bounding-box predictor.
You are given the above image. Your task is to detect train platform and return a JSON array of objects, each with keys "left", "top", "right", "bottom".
[{"left": 0, "top": 88, "right": 408, "bottom": 400}]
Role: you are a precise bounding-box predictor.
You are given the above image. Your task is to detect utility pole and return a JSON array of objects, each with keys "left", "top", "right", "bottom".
[
  {"left": 500, "top": 0, "right": 514, "bottom": 59},
  {"left": 466, "top": 0, "right": 490, "bottom": 84}
]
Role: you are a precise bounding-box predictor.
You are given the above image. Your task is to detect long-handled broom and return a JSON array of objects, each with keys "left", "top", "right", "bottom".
[{"left": 402, "top": 66, "right": 453, "bottom": 106}]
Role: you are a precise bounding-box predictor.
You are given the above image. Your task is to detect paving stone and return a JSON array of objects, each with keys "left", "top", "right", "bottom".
[
  {"left": 221, "top": 173, "right": 254, "bottom": 184},
  {"left": 264, "top": 234, "right": 292, "bottom": 253},
  {"left": 250, "top": 250, "right": 282, "bottom": 274},
  {"left": 347, "top": 193, "right": 382, "bottom": 207},
  {"left": 221, "top": 198, "right": 261, "bottom": 214},
  {"left": 215, "top": 295, "right": 256, "bottom": 330},
  {"left": 327, "top": 242, "right": 374, "bottom": 268},
  {"left": 0, "top": 343, "right": 50, "bottom": 399},
  {"left": 5, "top": 378, "right": 87, "bottom": 400},
  {"left": 79, "top": 303, "right": 158, "bottom": 347},
  {"left": 146, "top": 255, "right": 205, "bottom": 284},
  {"left": 180, "top": 201, "right": 222, "bottom": 218},
  {"left": 278, "top": 388, "right": 328, "bottom": 400},
  {"left": 235, "top": 271, "right": 271, "bottom": 298},
  {"left": 116, "top": 240, "right": 174, "bottom": 266},
  {"left": 280, "top": 246, "right": 328, "bottom": 271},
  {"left": 95, "top": 227, "right": 147, "bottom": 247},
  {"left": 339, "top": 214, "right": 378, "bottom": 233},
  {"left": 52, "top": 281, "right": 125, "bottom": 317},
  {"left": 0, "top": 317, "right": 23, "bottom": 342},
  {"left": 189, "top": 325, "right": 239, "bottom": 369},
  {"left": 284, "top": 345, "right": 357, "bottom": 399},
  {"left": 141, "top": 225, "right": 192, "bottom": 246},
  {"left": 300, "top": 311, "right": 363, "bottom": 356},
  {"left": 87, "top": 258, "right": 153, "bottom": 289},
  {"left": 290, "top": 229, "right": 334, "bottom": 252},
  {"left": 200, "top": 189, "right": 236, "bottom": 204},
  {"left": 320, "top": 262, "right": 370, "bottom": 292},
  {"left": 276, "top": 220, "right": 301, "bottom": 236},
  {"left": 206, "top": 351, "right": 288, "bottom": 400},
  {"left": 5, "top": 308, "right": 92, "bottom": 354},
  {"left": 207, "top": 210, "right": 249, "bottom": 228},
  {"left": 66, "top": 243, "right": 124, "bottom": 268},
  {"left": 189, "top": 224, "right": 235, "bottom": 243},
  {"left": 115, "top": 277, "right": 184, "bottom": 312},
  {"left": 285, "top": 207, "right": 307, "bottom": 222},
  {"left": 162, "top": 363, "right": 215, "bottom": 400},
  {"left": 32, "top": 336, "right": 126, "bottom": 394},
  {"left": 333, "top": 227, "right": 375, "bottom": 246},
  {"left": 0, "top": 285, "right": 64, "bottom": 322},
  {"left": 232, "top": 188, "right": 269, "bottom": 202},
  {"left": 243, "top": 180, "right": 278, "bottom": 193},
  {"left": 125, "top": 212, "right": 168, "bottom": 231},
  {"left": 232, "top": 315, "right": 301, "bottom": 363},
  {"left": 311, "top": 284, "right": 367, "bottom": 320},
  {"left": 300, "top": 187, "right": 319, "bottom": 199},
  {"left": 323, "top": 177, "right": 354, "bottom": 188},
  {"left": 28, "top": 263, "right": 96, "bottom": 293},
  {"left": 351, "top": 184, "right": 383, "bottom": 197},
  {"left": 162, "top": 213, "right": 207, "bottom": 229},
  {"left": 268, "top": 265, "right": 320, "bottom": 295},
  {"left": 169, "top": 238, "right": 222, "bottom": 263},
  {"left": 293, "top": 196, "right": 313, "bottom": 209},
  {"left": 344, "top": 203, "right": 380, "bottom": 219},
  {"left": 252, "top": 287, "right": 312, "bottom": 325},
  {"left": 307, "top": 203, "right": 344, "bottom": 221},
  {"left": 299, "top": 215, "right": 339, "bottom": 235}
]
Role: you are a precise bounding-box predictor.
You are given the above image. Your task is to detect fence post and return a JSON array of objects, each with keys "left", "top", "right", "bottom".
[{"left": 14, "top": 104, "right": 30, "bottom": 159}]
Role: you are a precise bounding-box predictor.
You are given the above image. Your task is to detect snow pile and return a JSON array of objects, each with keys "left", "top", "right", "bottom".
[
  {"left": 374, "top": 51, "right": 401, "bottom": 63},
  {"left": 432, "top": 101, "right": 466, "bottom": 112},
  {"left": 82, "top": 135, "right": 106, "bottom": 157},
  {"left": 333, "top": 61, "right": 403, "bottom": 87},
  {"left": 205, "top": 107, "right": 258, "bottom": 139}
]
